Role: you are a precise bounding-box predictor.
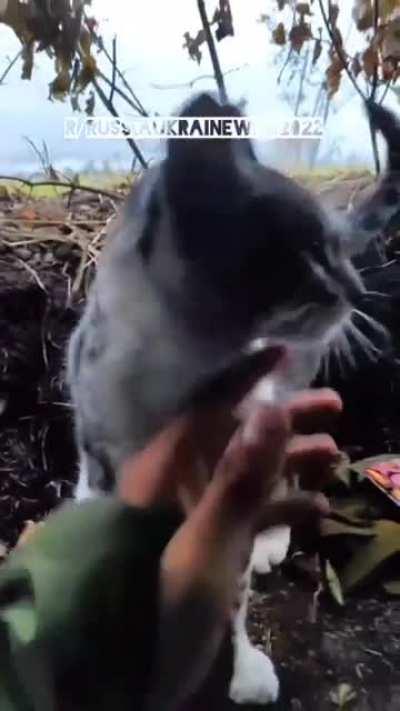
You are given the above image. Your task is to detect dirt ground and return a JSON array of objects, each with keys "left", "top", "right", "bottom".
[{"left": 1, "top": 178, "right": 400, "bottom": 710}]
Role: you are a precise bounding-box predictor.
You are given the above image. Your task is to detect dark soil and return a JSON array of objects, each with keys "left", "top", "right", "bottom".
[{"left": 1, "top": 189, "right": 400, "bottom": 709}]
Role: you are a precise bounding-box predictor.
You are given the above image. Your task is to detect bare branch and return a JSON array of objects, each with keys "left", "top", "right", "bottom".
[
  {"left": 0, "top": 175, "right": 125, "bottom": 202},
  {"left": 0, "top": 50, "right": 22, "bottom": 86},
  {"left": 91, "top": 78, "right": 148, "bottom": 169},
  {"left": 369, "top": 0, "right": 381, "bottom": 174},
  {"left": 109, "top": 35, "right": 117, "bottom": 104},
  {"left": 150, "top": 63, "right": 248, "bottom": 91},
  {"left": 197, "top": 0, "right": 228, "bottom": 103},
  {"left": 318, "top": 0, "right": 366, "bottom": 102}
]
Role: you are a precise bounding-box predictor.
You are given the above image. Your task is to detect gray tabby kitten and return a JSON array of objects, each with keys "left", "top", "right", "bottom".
[{"left": 67, "top": 95, "right": 400, "bottom": 705}]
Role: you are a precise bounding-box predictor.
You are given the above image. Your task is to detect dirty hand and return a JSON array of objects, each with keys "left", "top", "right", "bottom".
[{"left": 117, "top": 347, "right": 342, "bottom": 710}]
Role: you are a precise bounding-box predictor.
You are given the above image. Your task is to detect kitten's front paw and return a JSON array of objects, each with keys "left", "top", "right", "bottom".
[
  {"left": 229, "top": 643, "right": 279, "bottom": 706},
  {"left": 251, "top": 526, "right": 291, "bottom": 575}
]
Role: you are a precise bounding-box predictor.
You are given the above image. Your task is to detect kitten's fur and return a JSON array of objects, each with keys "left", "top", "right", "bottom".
[{"left": 67, "top": 95, "right": 400, "bottom": 705}]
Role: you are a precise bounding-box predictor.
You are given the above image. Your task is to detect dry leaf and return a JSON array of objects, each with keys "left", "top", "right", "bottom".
[
  {"left": 320, "top": 518, "right": 375, "bottom": 538},
  {"left": 0, "top": 0, "right": 95, "bottom": 99},
  {"left": 381, "top": 0, "right": 400, "bottom": 21},
  {"left": 330, "top": 683, "right": 357, "bottom": 708},
  {"left": 341, "top": 519, "right": 400, "bottom": 591},
  {"left": 383, "top": 579, "right": 400, "bottom": 595},
  {"left": 214, "top": 0, "right": 234, "bottom": 42},
  {"left": 352, "top": 0, "right": 374, "bottom": 31},
  {"left": 329, "top": 3, "right": 340, "bottom": 27},
  {"left": 382, "top": 18, "right": 400, "bottom": 61},
  {"left": 183, "top": 30, "right": 205, "bottom": 64},
  {"left": 332, "top": 451, "right": 352, "bottom": 487},
  {"left": 273, "top": 22, "right": 286, "bottom": 46},
  {"left": 325, "top": 559, "right": 345, "bottom": 606},
  {"left": 362, "top": 44, "right": 379, "bottom": 78},
  {"left": 296, "top": 3, "right": 312, "bottom": 18},
  {"left": 289, "top": 22, "right": 312, "bottom": 53},
  {"left": 326, "top": 54, "right": 344, "bottom": 98}
]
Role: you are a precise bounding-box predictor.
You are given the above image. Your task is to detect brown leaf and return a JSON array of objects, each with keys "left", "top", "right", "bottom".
[
  {"left": 329, "top": 3, "right": 340, "bottom": 27},
  {"left": 381, "top": 0, "right": 400, "bottom": 21},
  {"left": 273, "top": 22, "right": 286, "bottom": 46},
  {"left": 326, "top": 55, "right": 344, "bottom": 98},
  {"left": 382, "top": 58, "right": 397, "bottom": 81},
  {"left": 296, "top": 3, "right": 312, "bottom": 17},
  {"left": 352, "top": 0, "right": 374, "bottom": 31},
  {"left": 362, "top": 44, "right": 379, "bottom": 78},
  {"left": 289, "top": 22, "right": 312, "bottom": 53},
  {"left": 183, "top": 30, "right": 205, "bottom": 64},
  {"left": 382, "top": 18, "right": 400, "bottom": 61}
]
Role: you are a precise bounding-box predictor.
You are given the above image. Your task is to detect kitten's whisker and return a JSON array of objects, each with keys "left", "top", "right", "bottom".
[
  {"left": 352, "top": 308, "right": 388, "bottom": 339},
  {"left": 341, "top": 326, "right": 357, "bottom": 370},
  {"left": 364, "top": 290, "right": 390, "bottom": 299},
  {"left": 347, "top": 320, "right": 382, "bottom": 362}
]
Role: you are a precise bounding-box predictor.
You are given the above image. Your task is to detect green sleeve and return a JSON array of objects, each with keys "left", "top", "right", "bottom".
[{"left": 0, "top": 499, "right": 182, "bottom": 711}]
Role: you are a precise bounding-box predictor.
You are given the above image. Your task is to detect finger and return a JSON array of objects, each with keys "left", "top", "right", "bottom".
[
  {"left": 286, "top": 388, "right": 343, "bottom": 433},
  {"left": 285, "top": 433, "right": 340, "bottom": 488},
  {"left": 212, "top": 404, "right": 290, "bottom": 520},
  {"left": 118, "top": 347, "right": 284, "bottom": 508},
  {"left": 151, "top": 406, "right": 290, "bottom": 709},
  {"left": 181, "top": 346, "right": 284, "bottom": 413},
  {"left": 255, "top": 492, "right": 330, "bottom": 532}
]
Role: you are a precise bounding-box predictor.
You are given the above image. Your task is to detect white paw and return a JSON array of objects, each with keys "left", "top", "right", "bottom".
[
  {"left": 229, "top": 643, "right": 279, "bottom": 705},
  {"left": 251, "top": 526, "right": 291, "bottom": 575}
]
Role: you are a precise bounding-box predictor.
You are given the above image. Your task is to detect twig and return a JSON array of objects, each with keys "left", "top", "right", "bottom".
[
  {"left": 197, "top": 0, "right": 228, "bottom": 103},
  {"left": 318, "top": 0, "right": 366, "bottom": 102},
  {"left": 92, "top": 78, "right": 148, "bottom": 169},
  {"left": 87, "top": 19, "right": 148, "bottom": 116},
  {"left": 0, "top": 175, "right": 124, "bottom": 201},
  {"left": 97, "top": 69, "right": 145, "bottom": 111},
  {"left": 0, "top": 50, "right": 22, "bottom": 85},
  {"left": 15, "top": 258, "right": 46, "bottom": 292},
  {"left": 369, "top": 0, "right": 381, "bottom": 175},
  {"left": 109, "top": 36, "right": 117, "bottom": 104},
  {"left": 150, "top": 63, "right": 248, "bottom": 90}
]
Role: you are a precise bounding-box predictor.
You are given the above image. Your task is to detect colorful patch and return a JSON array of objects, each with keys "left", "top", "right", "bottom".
[{"left": 363, "top": 459, "right": 400, "bottom": 506}]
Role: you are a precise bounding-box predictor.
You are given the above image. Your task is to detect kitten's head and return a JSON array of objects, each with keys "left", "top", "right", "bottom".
[{"left": 134, "top": 93, "right": 399, "bottom": 349}]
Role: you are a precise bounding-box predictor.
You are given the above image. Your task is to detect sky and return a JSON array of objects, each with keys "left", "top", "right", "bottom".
[{"left": 0, "top": 0, "right": 394, "bottom": 174}]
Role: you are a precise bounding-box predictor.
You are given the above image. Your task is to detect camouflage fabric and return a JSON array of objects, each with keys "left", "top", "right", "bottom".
[{"left": 0, "top": 499, "right": 182, "bottom": 711}]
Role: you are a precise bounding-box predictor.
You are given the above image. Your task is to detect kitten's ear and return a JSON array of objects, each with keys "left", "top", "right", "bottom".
[
  {"left": 164, "top": 92, "right": 256, "bottom": 208},
  {"left": 347, "top": 101, "right": 400, "bottom": 256}
]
